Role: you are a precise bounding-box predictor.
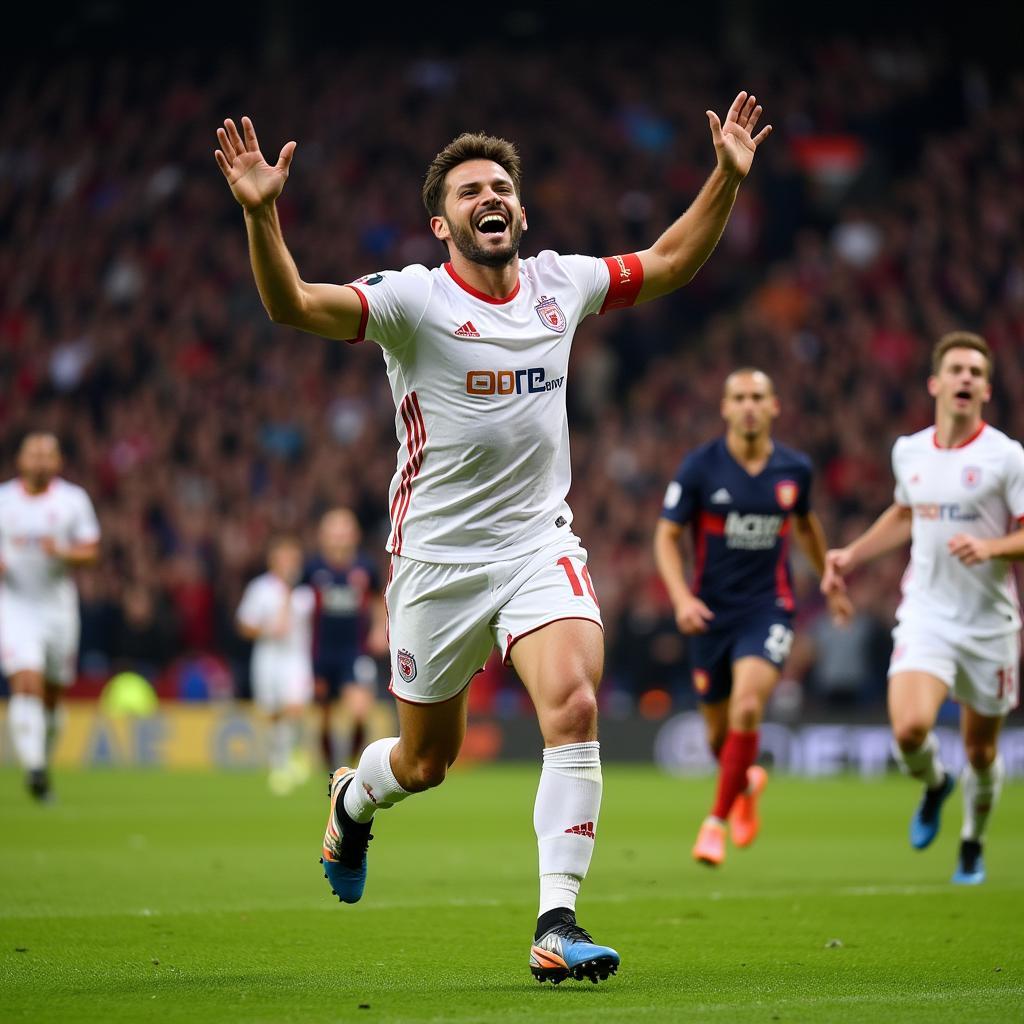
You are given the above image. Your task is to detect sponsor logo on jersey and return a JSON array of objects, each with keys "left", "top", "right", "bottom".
[
  {"left": 962, "top": 466, "right": 982, "bottom": 489},
  {"left": 453, "top": 321, "right": 480, "bottom": 338},
  {"left": 693, "top": 669, "right": 710, "bottom": 695},
  {"left": 465, "top": 367, "right": 565, "bottom": 396},
  {"left": 397, "top": 648, "right": 417, "bottom": 682},
  {"left": 564, "top": 821, "right": 596, "bottom": 839},
  {"left": 913, "top": 503, "right": 981, "bottom": 522},
  {"left": 725, "top": 512, "right": 784, "bottom": 549},
  {"left": 554, "top": 516, "right": 567, "bottom": 528},
  {"left": 710, "top": 487, "right": 732, "bottom": 505},
  {"left": 353, "top": 273, "right": 384, "bottom": 286},
  {"left": 775, "top": 480, "right": 799, "bottom": 510},
  {"left": 534, "top": 295, "right": 566, "bottom": 333}
]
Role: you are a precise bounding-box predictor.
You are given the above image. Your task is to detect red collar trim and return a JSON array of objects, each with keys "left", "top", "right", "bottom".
[
  {"left": 444, "top": 262, "right": 520, "bottom": 305},
  {"left": 932, "top": 421, "right": 987, "bottom": 450}
]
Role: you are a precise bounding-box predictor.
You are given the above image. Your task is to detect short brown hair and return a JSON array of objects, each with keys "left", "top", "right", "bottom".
[
  {"left": 723, "top": 367, "right": 775, "bottom": 397},
  {"left": 931, "top": 331, "right": 993, "bottom": 379},
  {"left": 421, "top": 133, "right": 522, "bottom": 217}
]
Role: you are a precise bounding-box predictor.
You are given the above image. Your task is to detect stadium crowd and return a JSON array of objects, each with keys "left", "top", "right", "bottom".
[{"left": 2, "top": 42, "right": 1022, "bottom": 713}]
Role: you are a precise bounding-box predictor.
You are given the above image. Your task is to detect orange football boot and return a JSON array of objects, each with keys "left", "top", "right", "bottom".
[
  {"left": 692, "top": 817, "right": 727, "bottom": 866},
  {"left": 729, "top": 764, "right": 768, "bottom": 848}
]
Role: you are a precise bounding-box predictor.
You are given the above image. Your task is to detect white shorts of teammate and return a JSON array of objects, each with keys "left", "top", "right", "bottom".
[
  {"left": 0, "top": 593, "right": 79, "bottom": 686},
  {"left": 386, "top": 535, "right": 603, "bottom": 704},
  {"left": 888, "top": 620, "right": 1021, "bottom": 717},
  {"left": 251, "top": 651, "right": 314, "bottom": 713}
]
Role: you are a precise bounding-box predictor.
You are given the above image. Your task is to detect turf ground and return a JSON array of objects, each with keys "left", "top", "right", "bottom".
[{"left": 1, "top": 765, "right": 1021, "bottom": 1023}]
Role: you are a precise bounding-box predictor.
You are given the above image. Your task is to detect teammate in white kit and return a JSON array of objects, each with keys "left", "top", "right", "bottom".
[
  {"left": 215, "top": 90, "right": 772, "bottom": 982},
  {"left": 823, "top": 333, "right": 1024, "bottom": 884},
  {"left": 1, "top": 433, "right": 100, "bottom": 800},
  {"left": 237, "top": 536, "right": 316, "bottom": 795}
]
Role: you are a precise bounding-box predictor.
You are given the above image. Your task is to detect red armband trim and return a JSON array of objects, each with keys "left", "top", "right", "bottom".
[
  {"left": 599, "top": 253, "right": 644, "bottom": 313},
  {"left": 344, "top": 285, "right": 369, "bottom": 344}
]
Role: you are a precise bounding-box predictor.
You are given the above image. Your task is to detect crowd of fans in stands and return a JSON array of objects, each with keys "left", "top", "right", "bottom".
[{"left": 2, "top": 41, "right": 1022, "bottom": 713}]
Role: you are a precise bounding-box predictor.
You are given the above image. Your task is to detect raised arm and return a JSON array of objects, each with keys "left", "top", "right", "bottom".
[
  {"left": 215, "top": 116, "right": 364, "bottom": 340},
  {"left": 821, "top": 503, "right": 913, "bottom": 594},
  {"left": 791, "top": 512, "right": 853, "bottom": 626},
  {"left": 636, "top": 92, "right": 772, "bottom": 303}
]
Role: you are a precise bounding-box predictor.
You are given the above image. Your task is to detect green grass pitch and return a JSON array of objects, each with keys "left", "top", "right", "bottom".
[{"left": 1, "top": 764, "right": 1021, "bottom": 1022}]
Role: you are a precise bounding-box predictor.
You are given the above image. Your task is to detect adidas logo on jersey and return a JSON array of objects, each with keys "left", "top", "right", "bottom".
[
  {"left": 564, "top": 821, "right": 595, "bottom": 839},
  {"left": 454, "top": 321, "right": 480, "bottom": 338},
  {"left": 710, "top": 488, "right": 732, "bottom": 504}
]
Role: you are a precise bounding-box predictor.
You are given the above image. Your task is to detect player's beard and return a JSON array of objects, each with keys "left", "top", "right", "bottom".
[{"left": 447, "top": 215, "right": 523, "bottom": 268}]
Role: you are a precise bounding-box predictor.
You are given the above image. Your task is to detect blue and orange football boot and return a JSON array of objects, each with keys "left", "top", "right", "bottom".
[
  {"left": 320, "top": 767, "right": 373, "bottom": 904},
  {"left": 530, "top": 912, "right": 620, "bottom": 984},
  {"left": 952, "top": 839, "right": 985, "bottom": 885}
]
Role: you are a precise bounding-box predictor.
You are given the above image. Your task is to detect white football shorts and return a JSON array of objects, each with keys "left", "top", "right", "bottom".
[
  {"left": 888, "top": 620, "right": 1021, "bottom": 717},
  {"left": 385, "top": 535, "right": 603, "bottom": 704},
  {"left": 0, "top": 593, "right": 80, "bottom": 686},
  {"left": 250, "top": 650, "right": 314, "bottom": 712}
]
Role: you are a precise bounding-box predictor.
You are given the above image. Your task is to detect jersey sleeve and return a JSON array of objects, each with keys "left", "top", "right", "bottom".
[
  {"left": 1004, "top": 441, "right": 1024, "bottom": 522},
  {"left": 71, "top": 488, "right": 101, "bottom": 544},
  {"left": 795, "top": 458, "right": 814, "bottom": 516},
  {"left": 559, "top": 253, "right": 644, "bottom": 318},
  {"left": 891, "top": 437, "right": 911, "bottom": 506},
  {"left": 660, "top": 454, "right": 701, "bottom": 525},
  {"left": 236, "top": 580, "right": 268, "bottom": 632},
  {"left": 344, "top": 266, "right": 432, "bottom": 351}
]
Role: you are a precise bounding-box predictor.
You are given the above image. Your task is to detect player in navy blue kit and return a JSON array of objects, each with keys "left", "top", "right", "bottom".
[
  {"left": 305, "top": 509, "right": 387, "bottom": 768},
  {"left": 654, "top": 368, "right": 851, "bottom": 867}
]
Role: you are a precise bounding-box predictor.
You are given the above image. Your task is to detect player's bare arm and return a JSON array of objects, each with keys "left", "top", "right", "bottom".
[
  {"left": 949, "top": 523, "right": 1024, "bottom": 566},
  {"left": 215, "top": 116, "right": 364, "bottom": 340},
  {"left": 822, "top": 503, "right": 913, "bottom": 594},
  {"left": 636, "top": 92, "right": 772, "bottom": 303},
  {"left": 792, "top": 513, "right": 853, "bottom": 626},
  {"left": 40, "top": 537, "right": 99, "bottom": 568},
  {"left": 653, "top": 518, "right": 714, "bottom": 634}
]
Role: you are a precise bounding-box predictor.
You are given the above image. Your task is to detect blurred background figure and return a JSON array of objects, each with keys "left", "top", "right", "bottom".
[
  {"left": 1, "top": 433, "right": 100, "bottom": 800},
  {"left": 305, "top": 508, "right": 387, "bottom": 768},
  {"left": 236, "top": 535, "right": 315, "bottom": 794}
]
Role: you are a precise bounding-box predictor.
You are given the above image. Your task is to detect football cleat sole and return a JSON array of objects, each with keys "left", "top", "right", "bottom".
[{"left": 530, "top": 955, "right": 619, "bottom": 985}]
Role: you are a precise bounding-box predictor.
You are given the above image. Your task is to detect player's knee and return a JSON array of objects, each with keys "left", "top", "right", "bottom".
[
  {"left": 964, "top": 742, "right": 996, "bottom": 772},
  {"left": 892, "top": 721, "right": 930, "bottom": 752},
  {"left": 545, "top": 685, "right": 598, "bottom": 744},
  {"left": 730, "top": 696, "right": 763, "bottom": 731}
]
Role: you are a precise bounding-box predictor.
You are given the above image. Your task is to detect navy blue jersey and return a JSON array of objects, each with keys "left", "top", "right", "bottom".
[
  {"left": 660, "top": 437, "right": 813, "bottom": 623},
  {"left": 303, "top": 555, "right": 381, "bottom": 659}
]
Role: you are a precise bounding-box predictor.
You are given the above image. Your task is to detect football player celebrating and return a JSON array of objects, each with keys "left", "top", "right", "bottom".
[
  {"left": 823, "top": 333, "right": 1024, "bottom": 884},
  {"left": 216, "top": 91, "right": 772, "bottom": 983}
]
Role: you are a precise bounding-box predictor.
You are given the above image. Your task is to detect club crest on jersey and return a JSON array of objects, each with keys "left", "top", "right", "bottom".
[
  {"left": 397, "top": 649, "right": 417, "bottom": 682},
  {"left": 693, "top": 669, "right": 710, "bottom": 695},
  {"left": 534, "top": 295, "right": 566, "bottom": 334},
  {"left": 962, "top": 466, "right": 982, "bottom": 489},
  {"left": 354, "top": 272, "right": 384, "bottom": 286},
  {"left": 775, "top": 480, "right": 799, "bottom": 510}
]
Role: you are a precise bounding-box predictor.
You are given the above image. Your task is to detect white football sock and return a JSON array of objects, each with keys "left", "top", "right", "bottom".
[
  {"left": 961, "top": 756, "right": 1004, "bottom": 842},
  {"left": 9, "top": 694, "right": 46, "bottom": 771},
  {"left": 535, "top": 741, "right": 602, "bottom": 916},
  {"left": 343, "top": 736, "right": 411, "bottom": 823},
  {"left": 893, "top": 733, "right": 945, "bottom": 789}
]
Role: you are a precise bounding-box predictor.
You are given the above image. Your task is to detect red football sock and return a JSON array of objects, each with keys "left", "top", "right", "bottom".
[{"left": 710, "top": 729, "right": 759, "bottom": 819}]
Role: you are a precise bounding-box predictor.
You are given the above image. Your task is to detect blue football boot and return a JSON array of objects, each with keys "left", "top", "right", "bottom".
[
  {"left": 910, "top": 772, "right": 955, "bottom": 850},
  {"left": 952, "top": 839, "right": 986, "bottom": 885},
  {"left": 530, "top": 913, "right": 620, "bottom": 984},
  {"left": 320, "top": 767, "right": 373, "bottom": 904}
]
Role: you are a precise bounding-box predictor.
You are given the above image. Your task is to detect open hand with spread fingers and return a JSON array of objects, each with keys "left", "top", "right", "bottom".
[
  {"left": 707, "top": 91, "right": 772, "bottom": 180},
  {"left": 215, "top": 116, "right": 297, "bottom": 212}
]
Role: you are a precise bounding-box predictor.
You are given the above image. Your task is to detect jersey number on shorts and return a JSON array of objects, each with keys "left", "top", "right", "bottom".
[
  {"left": 764, "top": 624, "right": 794, "bottom": 665},
  {"left": 996, "top": 666, "right": 1018, "bottom": 704},
  {"left": 557, "top": 557, "right": 599, "bottom": 605}
]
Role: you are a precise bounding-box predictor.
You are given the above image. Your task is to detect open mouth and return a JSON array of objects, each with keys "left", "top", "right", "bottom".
[
  {"left": 476, "top": 212, "right": 508, "bottom": 235},
  {"left": 955, "top": 390, "right": 972, "bottom": 401}
]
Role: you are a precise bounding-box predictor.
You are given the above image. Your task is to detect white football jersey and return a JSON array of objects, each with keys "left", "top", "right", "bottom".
[
  {"left": 237, "top": 573, "right": 316, "bottom": 662},
  {"left": 893, "top": 423, "right": 1024, "bottom": 638},
  {"left": 0, "top": 477, "right": 100, "bottom": 608},
  {"left": 347, "top": 251, "right": 641, "bottom": 562}
]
